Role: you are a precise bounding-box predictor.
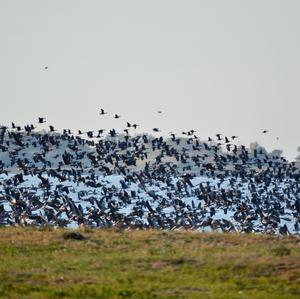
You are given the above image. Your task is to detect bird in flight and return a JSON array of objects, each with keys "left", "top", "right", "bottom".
[
  {"left": 216, "top": 134, "right": 222, "bottom": 141},
  {"left": 38, "top": 117, "right": 46, "bottom": 124},
  {"left": 100, "top": 109, "right": 107, "bottom": 115},
  {"left": 86, "top": 131, "right": 94, "bottom": 138},
  {"left": 262, "top": 130, "right": 268, "bottom": 134}
]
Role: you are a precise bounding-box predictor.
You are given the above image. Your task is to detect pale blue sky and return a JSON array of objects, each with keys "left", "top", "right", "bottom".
[{"left": 1, "top": 0, "right": 300, "bottom": 159}]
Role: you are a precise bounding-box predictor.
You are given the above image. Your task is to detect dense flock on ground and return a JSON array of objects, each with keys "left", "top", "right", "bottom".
[{"left": 0, "top": 120, "right": 300, "bottom": 234}]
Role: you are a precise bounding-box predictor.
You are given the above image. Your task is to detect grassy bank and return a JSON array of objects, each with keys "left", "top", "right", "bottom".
[{"left": 0, "top": 228, "right": 299, "bottom": 298}]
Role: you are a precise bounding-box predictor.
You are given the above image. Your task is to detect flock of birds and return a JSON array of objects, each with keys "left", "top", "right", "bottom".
[{"left": 0, "top": 110, "right": 299, "bottom": 235}]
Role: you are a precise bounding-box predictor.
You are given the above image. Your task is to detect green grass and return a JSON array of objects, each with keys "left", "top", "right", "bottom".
[{"left": 0, "top": 228, "right": 299, "bottom": 298}]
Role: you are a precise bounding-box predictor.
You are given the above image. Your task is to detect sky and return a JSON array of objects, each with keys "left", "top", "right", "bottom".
[{"left": 0, "top": 0, "right": 300, "bottom": 160}]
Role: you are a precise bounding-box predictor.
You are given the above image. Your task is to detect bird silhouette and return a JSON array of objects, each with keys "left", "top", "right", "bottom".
[{"left": 49, "top": 125, "right": 56, "bottom": 132}]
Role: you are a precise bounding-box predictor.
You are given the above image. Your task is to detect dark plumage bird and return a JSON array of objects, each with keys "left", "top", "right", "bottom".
[
  {"left": 216, "top": 134, "right": 222, "bottom": 141},
  {"left": 38, "top": 117, "right": 46, "bottom": 124},
  {"left": 109, "top": 129, "right": 117, "bottom": 137},
  {"left": 86, "top": 131, "right": 94, "bottom": 138},
  {"left": 100, "top": 109, "right": 107, "bottom": 115},
  {"left": 97, "top": 129, "right": 105, "bottom": 137}
]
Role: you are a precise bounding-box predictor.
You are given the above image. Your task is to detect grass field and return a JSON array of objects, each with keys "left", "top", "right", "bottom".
[{"left": 0, "top": 228, "right": 299, "bottom": 298}]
